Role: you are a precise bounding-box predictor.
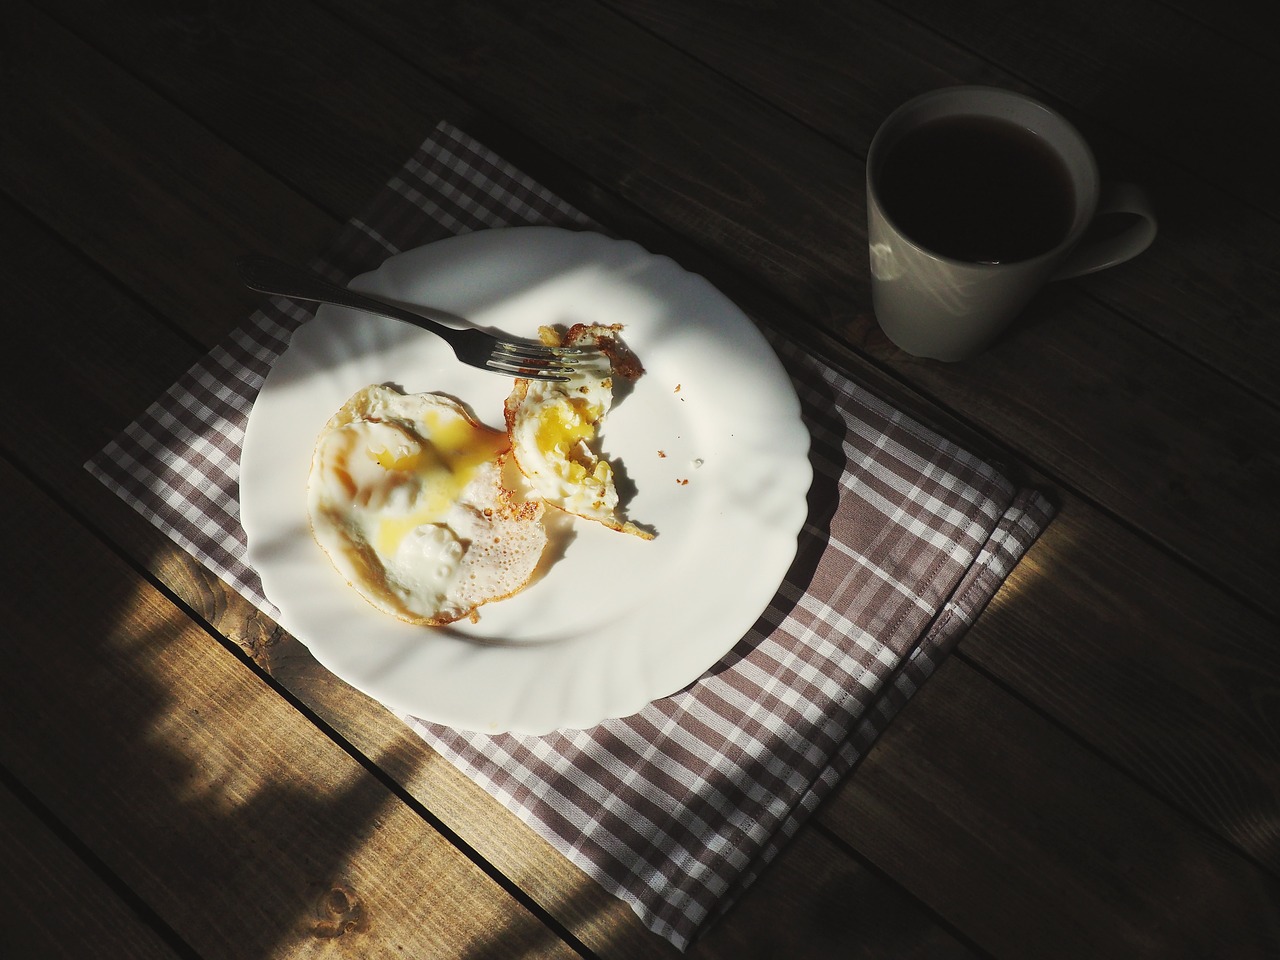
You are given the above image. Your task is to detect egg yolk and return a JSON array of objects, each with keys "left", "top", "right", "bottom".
[
  {"left": 536, "top": 398, "right": 602, "bottom": 483},
  {"left": 372, "top": 446, "right": 424, "bottom": 472},
  {"left": 364, "top": 409, "right": 508, "bottom": 558}
]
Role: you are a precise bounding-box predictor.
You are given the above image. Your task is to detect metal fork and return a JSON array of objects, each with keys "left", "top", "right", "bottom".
[{"left": 236, "top": 254, "right": 589, "bottom": 381}]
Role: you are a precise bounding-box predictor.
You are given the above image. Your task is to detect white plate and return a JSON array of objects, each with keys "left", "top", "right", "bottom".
[{"left": 241, "top": 227, "right": 811, "bottom": 733}]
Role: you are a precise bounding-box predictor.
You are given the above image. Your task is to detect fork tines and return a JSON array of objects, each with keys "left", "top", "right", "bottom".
[{"left": 487, "top": 341, "right": 599, "bottom": 381}]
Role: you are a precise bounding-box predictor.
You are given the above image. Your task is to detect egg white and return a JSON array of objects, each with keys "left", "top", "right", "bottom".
[
  {"left": 504, "top": 325, "right": 653, "bottom": 540},
  {"left": 307, "top": 384, "right": 547, "bottom": 625}
]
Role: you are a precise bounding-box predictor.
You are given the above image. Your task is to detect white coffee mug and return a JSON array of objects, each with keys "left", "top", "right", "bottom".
[{"left": 866, "top": 86, "right": 1157, "bottom": 361}]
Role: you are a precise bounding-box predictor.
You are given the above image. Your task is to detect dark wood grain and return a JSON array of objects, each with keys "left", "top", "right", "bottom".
[
  {"left": 34, "top": 0, "right": 1278, "bottom": 613},
  {"left": 601, "top": 0, "right": 1280, "bottom": 401},
  {"left": 0, "top": 20, "right": 986, "bottom": 953},
  {"left": 700, "top": 828, "right": 981, "bottom": 960},
  {"left": 1, "top": 460, "right": 584, "bottom": 959},
  {"left": 0, "top": 108, "right": 983, "bottom": 960},
  {"left": 17, "top": 0, "right": 1276, "bottom": 881},
  {"left": 961, "top": 497, "right": 1280, "bottom": 868},
  {"left": 1, "top": 3, "right": 337, "bottom": 350},
  {"left": 1162, "top": 4, "right": 1280, "bottom": 62},
  {"left": 4, "top": 0, "right": 1277, "bottom": 955},
  {"left": 879, "top": 0, "right": 1280, "bottom": 220},
  {"left": 0, "top": 185, "right": 657, "bottom": 957},
  {"left": 297, "top": 0, "right": 1280, "bottom": 606},
  {"left": 830, "top": 659, "right": 1280, "bottom": 958},
  {"left": 0, "top": 781, "right": 184, "bottom": 959},
  {"left": 317, "top": 0, "right": 1280, "bottom": 872}
]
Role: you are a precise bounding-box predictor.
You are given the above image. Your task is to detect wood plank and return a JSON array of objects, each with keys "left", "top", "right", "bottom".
[
  {"left": 32, "top": 0, "right": 1280, "bottom": 613},
  {"left": 9, "top": 0, "right": 1280, "bottom": 901},
  {"left": 959, "top": 497, "right": 1280, "bottom": 867},
  {"left": 0, "top": 192, "right": 982, "bottom": 960},
  {"left": 697, "top": 827, "right": 979, "bottom": 959},
  {"left": 45, "top": 0, "right": 1279, "bottom": 418},
  {"left": 823, "top": 659, "right": 1280, "bottom": 958},
  {"left": 0, "top": 779, "right": 184, "bottom": 960},
  {"left": 0, "top": 2, "right": 338, "bottom": 350},
  {"left": 6, "top": 163, "right": 1274, "bottom": 960},
  {"left": 600, "top": 0, "right": 1280, "bottom": 402},
  {"left": 0, "top": 458, "right": 581, "bottom": 960},
  {"left": 304, "top": 0, "right": 1279, "bottom": 604},
  {"left": 298, "top": 7, "right": 1280, "bottom": 859},
  {"left": 880, "top": 282, "right": 1280, "bottom": 595},
  {"left": 878, "top": 0, "right": 1280, "bottom": 220},
  {"left": 574, "top": 3, "right": 1280, "bottom": 872},
  {"left": 0, "top": 200, "right": 207, "bottom": 447},
  {"left": 33, "top": 0, "right": 443, "bottom": 223},
  {"left": 779, "top": 329, "right": 1280, "bottom": 875},
  {"left": 1153, "top": 1, "right": 1280, "bottom": 61},
  {"left": 0, "top": 188, "right": 673, "bottom": 957},
  {"left": 12, "top": 0, "right": 1280, "bottom": 952}
]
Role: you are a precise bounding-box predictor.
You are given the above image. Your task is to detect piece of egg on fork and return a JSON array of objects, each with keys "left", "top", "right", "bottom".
[
  {"left": 504, "top": 324, "right": 653, "bottom": 540},
  {"left": 307, "top": 384, "right": 547, "bottom": 625}
]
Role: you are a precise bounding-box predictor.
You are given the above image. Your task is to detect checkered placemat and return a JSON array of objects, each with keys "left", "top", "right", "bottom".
[{"left": 87, "top": 121, "right": 1053, "bottom": 950}]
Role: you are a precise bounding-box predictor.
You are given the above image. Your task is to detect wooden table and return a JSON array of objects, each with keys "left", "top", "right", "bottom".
[{"left": 4, "top": 2, "right": 1277, "bottom": 956}]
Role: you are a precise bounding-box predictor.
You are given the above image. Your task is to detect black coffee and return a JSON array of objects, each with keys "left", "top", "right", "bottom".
[{"left": 877, "top": 114, "right": 1076, "bottom": 264}]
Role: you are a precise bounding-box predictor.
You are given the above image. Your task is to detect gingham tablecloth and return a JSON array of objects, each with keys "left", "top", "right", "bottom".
[{"left": 87, "top": 121, "right": 1054, "bottom": 950}]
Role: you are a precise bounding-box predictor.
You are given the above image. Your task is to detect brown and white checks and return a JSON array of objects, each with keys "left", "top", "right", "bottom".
[{"left": 88, "top": 122, "right": 1053, "bottom": 950}]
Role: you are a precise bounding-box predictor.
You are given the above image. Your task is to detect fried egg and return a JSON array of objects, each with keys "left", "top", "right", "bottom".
[
  {"left": 307, "top": 384, "right": 547, "bottom": 625},
  {"left": 505, "top": 324, "right": 653, "bottom": 540}
]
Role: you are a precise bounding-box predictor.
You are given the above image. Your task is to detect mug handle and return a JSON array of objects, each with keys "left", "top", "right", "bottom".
[{"left": 1051, "top": 182, "right": 1158, "bottom": 280}]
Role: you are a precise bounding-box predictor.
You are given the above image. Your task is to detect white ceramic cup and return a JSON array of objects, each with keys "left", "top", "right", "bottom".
[{"left": 866, "top": 86, "right": 1157, "bottom": 361}]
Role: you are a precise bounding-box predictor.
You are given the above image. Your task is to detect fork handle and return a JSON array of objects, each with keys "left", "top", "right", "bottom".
[{"left": 236, "top": 254, "right": 455, "bottom": 335}]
